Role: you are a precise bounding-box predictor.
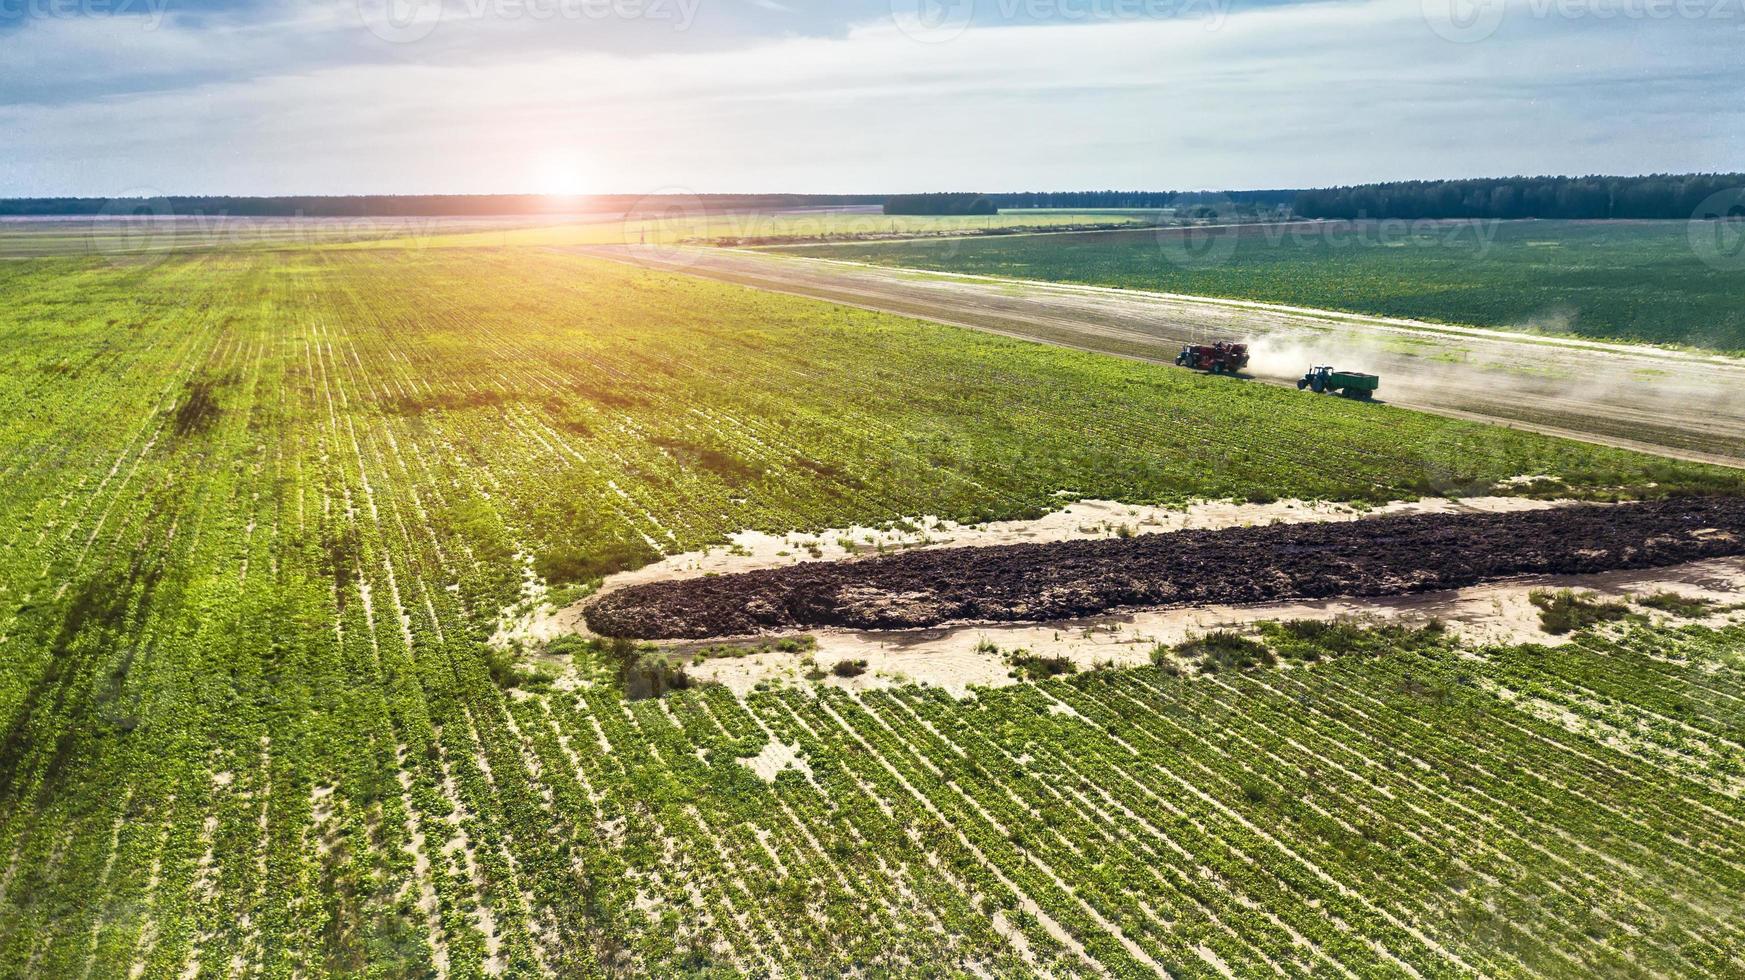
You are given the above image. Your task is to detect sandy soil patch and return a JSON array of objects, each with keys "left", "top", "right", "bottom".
[
  {"left": 501, "top": 494, "right": 1742, "bottom": 699},
  {"left": 588, "top": 497, "right": 1738, "bottom": 638},
  {"left": 688, "top": 557, "right": 1745, "bottom": 697},
  {"left": 500, "top": 495, "right": 1568, "bottom": 647},
  {"left": 737, "top": 740, "right": 814, "bottom": 783},
  {"left": 605, "top": 495, "right": 1563, "bottom": 591}
]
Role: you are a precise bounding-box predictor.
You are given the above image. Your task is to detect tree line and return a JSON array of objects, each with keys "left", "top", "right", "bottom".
[
  {"left": 990, "top": 190, "right": 1297, "bottom": 210},
  {"left": 4, "top": 176, "right": 1739, "bottom": 220},
  {"left": 0, "top": 193, "right": 885, "bottom": 218},
  {"left": 883, "top": 193, "right": 998, "bottom": 216},
  {"left": 1293, "top": 174, "right": 1745, "bottom": 221}
]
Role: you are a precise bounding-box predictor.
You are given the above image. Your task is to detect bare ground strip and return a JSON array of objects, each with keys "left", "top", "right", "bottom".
[{"left": 585, "top": 497, "right": 1745, "bottom": 639}]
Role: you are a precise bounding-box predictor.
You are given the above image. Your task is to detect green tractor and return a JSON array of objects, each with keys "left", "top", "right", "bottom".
[{"left": 1298, "top": 366, "right": 1380, "bottom": 400}]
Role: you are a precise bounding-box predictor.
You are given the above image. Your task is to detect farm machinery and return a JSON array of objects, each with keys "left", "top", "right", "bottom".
[
  {"left": 1298, "top": 366, "right": 1380, "bottom": 400},
  {"left": 1174, "top": 341, "right": 1250, "bottom": 374}
]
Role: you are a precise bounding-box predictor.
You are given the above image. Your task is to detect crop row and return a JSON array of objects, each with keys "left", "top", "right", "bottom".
[{"left": 0, "top": 247, "right": 1742, "bottom": 976}]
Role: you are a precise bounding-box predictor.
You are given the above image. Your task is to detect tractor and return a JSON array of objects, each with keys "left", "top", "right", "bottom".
[
  {"left": 1297, "top": 366, "right": 1380, "bottom": 400},
  {"left": 1174, "top": 341, "right": 1250, "bottom": 374}
]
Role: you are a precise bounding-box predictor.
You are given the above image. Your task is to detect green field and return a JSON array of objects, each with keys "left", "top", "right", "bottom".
[
  {"left": 784, "top": 220, "right": 1745, "bottom": 352},
  {"left": 338, "top": 209, "right": 1150, "bottom": 250},
  {"left": 2, "top": 243, "right": 1744, "bottom": 976},
  {"left": 0, "top": 209, "right": 1154, "bottom": 261},
  {"left": 0, "top": 216, "right": 559, "bottom": 259}
]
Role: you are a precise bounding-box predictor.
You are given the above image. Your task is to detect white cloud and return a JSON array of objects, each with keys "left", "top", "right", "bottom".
[{"left": 1, "top": 0, "right": 1740, "bottom": 195}]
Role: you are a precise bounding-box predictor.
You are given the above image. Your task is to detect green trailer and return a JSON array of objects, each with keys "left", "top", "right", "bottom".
[{"left": 1297, "top": 366, "right": 1380, "bottom": 400}]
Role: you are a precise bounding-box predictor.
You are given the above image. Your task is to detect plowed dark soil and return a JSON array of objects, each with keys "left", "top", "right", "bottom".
[{"left": 584, "top": 497, "right": 1745, "bottom": 639}]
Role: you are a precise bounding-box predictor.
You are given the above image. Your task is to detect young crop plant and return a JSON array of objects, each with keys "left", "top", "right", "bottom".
[
  {"left": 1006, "top": 650, "right": 1077, "bottom": 680},
  {"left": 1172, "top": 629, "right": 1276, "bottom": 673},
  {"left": 1259, "top": 617, "right": 1451, "bottom": 662},
  {"left": 1634, "top": 591, "right": 1720, "bottom": 618},
  {"left": 0, "top": 239, "right": 1742, "bottom": 978},
  {"left": 1529, "top": 588, "right": 1635, "bottom": 635}
]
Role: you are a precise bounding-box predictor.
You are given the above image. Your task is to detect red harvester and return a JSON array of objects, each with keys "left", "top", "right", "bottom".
[{"left": 1174, "top": 341, "right": 1250, "bottom": 374}]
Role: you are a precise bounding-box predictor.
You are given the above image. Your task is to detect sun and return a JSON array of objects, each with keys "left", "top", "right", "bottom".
[{"left": 530, "top": 151, "right": 593, "bottom": 199}]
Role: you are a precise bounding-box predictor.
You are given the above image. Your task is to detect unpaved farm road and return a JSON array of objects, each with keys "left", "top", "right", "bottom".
[{"left": 569, "top": 245, "right": 1745, "bottom": 468}]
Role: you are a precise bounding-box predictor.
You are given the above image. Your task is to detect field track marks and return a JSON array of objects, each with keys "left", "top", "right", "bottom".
[{"left": 569, "top": 245, "right": 1745, "bottom": 469}]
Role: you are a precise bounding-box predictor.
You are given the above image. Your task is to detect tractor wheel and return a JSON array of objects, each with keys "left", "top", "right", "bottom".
[{"left": 1297, "top": 379, "right": 1309, "bottom": 390}]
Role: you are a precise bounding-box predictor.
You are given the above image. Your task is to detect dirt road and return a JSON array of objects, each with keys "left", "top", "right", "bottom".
[{"left": 569, "top": 245, "right": 1745, "bottom": 468}]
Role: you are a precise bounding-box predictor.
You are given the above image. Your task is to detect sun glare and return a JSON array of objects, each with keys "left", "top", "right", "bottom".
[{"left": 531, "top": 152, "right": 592, "bottom": 199}]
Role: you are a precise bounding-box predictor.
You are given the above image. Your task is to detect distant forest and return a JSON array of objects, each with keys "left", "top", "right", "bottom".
[
  {"left": 0, "top": 193, "right": 884, "bottom": 218},
  {"left": 2, "top": 175, "right": 1738, "bottom": 220},
  {"left": 883, "top": 193, "right": 997, "bottom": 216},
  {"left": 1294, "top": 174, "right": 1745, "bottom": 221},
  {"left": 990, "top": 190, "right": 1296, "bottom": 210}
]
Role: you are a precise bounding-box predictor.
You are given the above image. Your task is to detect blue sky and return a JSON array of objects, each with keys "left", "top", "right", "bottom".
[{"left": 0, "top": 0, "right": 1740, "bottom": 196}]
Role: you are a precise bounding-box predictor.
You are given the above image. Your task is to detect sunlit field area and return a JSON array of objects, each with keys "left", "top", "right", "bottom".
[
  {"left": 2, "top": 236, "right": 1743, "bottom": 976},
  {"left": 0, "top": 209, "right": 1158, "bottom": 262},
  {"left": 345, "top": 209, "right": 1154, "bottom": 250},
  {"left": 11, "top": 0, "right": 1745, "bottom": 963},
  {"left": 0, "top": 216, "right": 565, "bottom": 260}
]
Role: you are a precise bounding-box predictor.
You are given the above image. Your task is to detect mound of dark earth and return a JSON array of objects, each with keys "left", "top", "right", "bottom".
[{"left": 584, "top": 497, "right": 1745, "bottom": 639}]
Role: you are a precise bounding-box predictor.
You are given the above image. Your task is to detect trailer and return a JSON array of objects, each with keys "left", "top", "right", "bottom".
[
  {"left": 1175, "top": 342, "right": 1250, "bottom": 374},
  {"left": 1297, "top": 366, "right": 1380, "bottom": 400}
]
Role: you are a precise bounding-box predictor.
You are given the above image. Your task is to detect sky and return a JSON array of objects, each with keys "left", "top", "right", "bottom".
[{"left": 0, "top": 0, "right": 1741, "bottom": 196}]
